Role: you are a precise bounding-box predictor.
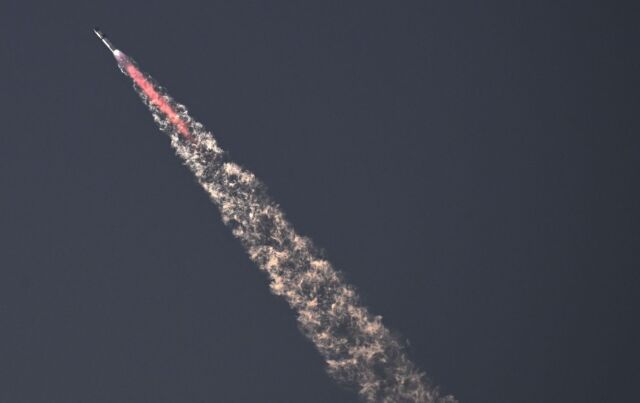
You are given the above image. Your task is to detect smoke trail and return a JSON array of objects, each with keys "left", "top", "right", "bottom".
[{"left": 115, "top": 50, "right": 455, "bottom": 403}]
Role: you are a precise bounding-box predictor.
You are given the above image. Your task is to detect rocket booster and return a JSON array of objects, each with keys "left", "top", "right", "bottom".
[
  {"left": 94, "top": 28, "right": 192, "bottom": 139},
  {"left": 93, "top": 28, "right": 116, "bottom": 54}
]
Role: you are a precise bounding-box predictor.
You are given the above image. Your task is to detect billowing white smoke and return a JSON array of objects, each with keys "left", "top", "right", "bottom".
[{"left": 127, "top": 65, "right": 456, "bottom": 403}]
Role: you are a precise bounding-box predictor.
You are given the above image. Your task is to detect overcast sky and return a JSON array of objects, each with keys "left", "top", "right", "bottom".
[{"left": 2, "top": 1, "right": 639, "bottom": 402}]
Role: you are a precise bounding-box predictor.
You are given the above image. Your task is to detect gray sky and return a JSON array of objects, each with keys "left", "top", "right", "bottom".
[{"left": 2, "top": 1, "right": 639, "bottom": 402}]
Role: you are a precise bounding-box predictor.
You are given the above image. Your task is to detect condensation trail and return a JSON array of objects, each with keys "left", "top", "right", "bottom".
[{"left": 104, "top": 37, "right": 455, "bottom": 403}]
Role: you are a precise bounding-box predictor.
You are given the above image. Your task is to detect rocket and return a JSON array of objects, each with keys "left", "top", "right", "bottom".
[
  {"left": 93, "top": 27, "right": 129, "bottom": 70},
  {"left": 93, "top": 28, "right": 116, "bottom": 54},
  {"left": 93, "top": 28, "right": 192, "bottom": 139}
]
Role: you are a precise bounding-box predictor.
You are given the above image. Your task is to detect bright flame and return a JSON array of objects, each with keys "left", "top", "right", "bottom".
[{"left": 118, "top": 53, "right": 191, "bottom": 139}]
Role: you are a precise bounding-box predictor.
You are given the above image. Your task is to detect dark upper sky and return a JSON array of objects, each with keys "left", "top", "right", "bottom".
[{"left": 2, "top": 1, "right": 639, "bottom": 402}]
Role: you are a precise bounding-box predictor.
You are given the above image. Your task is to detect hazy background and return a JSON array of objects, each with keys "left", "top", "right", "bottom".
[{"left": 2, "top": 1, "right": 638, "bottom": 402}]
